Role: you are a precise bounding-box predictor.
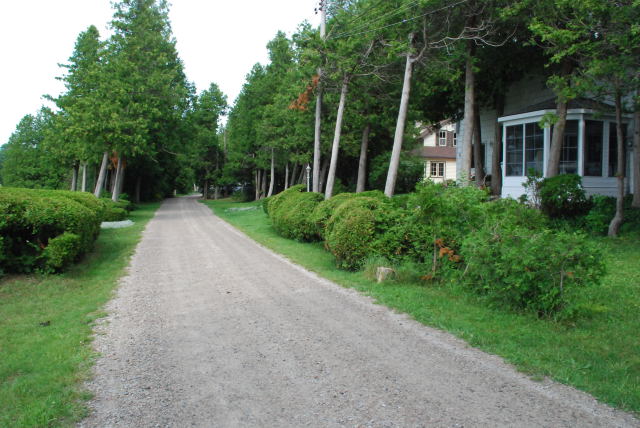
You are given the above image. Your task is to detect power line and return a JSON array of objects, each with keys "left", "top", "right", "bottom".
[
  {"left": 328, "top": 0, "right": 468, "bottom": 40},
  {"left": 329, "top": 0, "right": 422, "bottom": 40}
]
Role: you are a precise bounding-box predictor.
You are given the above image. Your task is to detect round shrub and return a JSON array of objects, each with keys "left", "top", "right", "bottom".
[
  {"left": 265, "top": 184, "right": 305, "bottom": 218},
  {"left": 539, "top": 174, "right": 590, "bottom": 219},
  {"left": 270, "top": 191, "right": 324, "bottom": 241},
  {"left": 310, "top": 193, "right": 358, "bottom": 238},
  {"left": 324, "top": 197, "right": 389, "bottom": 270},
  {"left": 103, "top": 206, "right": 128, "bottom": 221},
  {"left": 41, "top": 232, "right": 82, "bottom": 272}
]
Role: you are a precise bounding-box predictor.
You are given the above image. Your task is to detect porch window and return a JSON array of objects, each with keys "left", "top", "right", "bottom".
[
  {"left": 559, "top": 120, "right": 578, "bottom": 174},
  {"left": 505, "top": 125, "right": 524, "bottom": 176},
  {"left": 524, "top": 122, "right": 544, "bottom": 174},
  {"left": 430, "top": 161, "right": 445, "bottom": 177},
  {"left": 438, "top": 131, "right": 447, "bottom": 146},
  {"left": 584, "top": 120, "right": 603, "bottom": 176}
]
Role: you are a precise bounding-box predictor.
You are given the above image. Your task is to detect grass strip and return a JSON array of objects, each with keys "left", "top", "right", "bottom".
[
  {"left": 203, "top": 198, "right": 640, "bottom": 415},
  {"left": 0, "top": 202, "right": 160, "bottom": 428}
]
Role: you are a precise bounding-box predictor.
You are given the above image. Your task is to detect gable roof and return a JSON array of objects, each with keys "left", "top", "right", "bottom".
[{"left": 411, "top": 145, "right": 456, "bottom": 160}]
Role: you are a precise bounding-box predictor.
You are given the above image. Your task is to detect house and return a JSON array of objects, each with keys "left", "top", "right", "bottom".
[
  {"left": 455, "top": 74, "right": 636, "bottom": 198},
  {"left": 413, "top": 120, "right": 458, "bottom": 183}
]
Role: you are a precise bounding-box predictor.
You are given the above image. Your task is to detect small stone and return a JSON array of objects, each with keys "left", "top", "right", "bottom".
[{"left": 376, "top": 267, "right": 395, "bottom": 283}]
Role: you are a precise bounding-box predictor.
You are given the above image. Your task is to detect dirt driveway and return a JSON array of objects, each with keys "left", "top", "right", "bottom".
[{"left": 80, "top": 196, "right": 639, "bottom": 427}]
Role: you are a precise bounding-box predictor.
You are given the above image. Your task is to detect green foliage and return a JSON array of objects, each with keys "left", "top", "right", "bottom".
[
  {"left": 461, "top": 227, "right": 605, "bottom": 317},
  {"left": 264, "top": 184, "right": 305, "bottom": 217},
  {"left": 270, "top": 191, "right": 324, "bottom": 242},
  {"left": 0, "top": 188, "right": 102, "bottom": 274},
  {"left": 41, "top": 233, "right": 82, "bottom": 273},
  {"left": 539, "top": 174, "right": 590, "bottom": 219},
  {"left": 585, "top": 195, "right": 640, "bottom": 235},
  {"left": 368, "top": 152, "right": 424, "bottom": 194}
]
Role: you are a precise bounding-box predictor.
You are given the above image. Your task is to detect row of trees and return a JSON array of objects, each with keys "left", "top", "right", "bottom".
[
  {"left": 221, "top": 0, "right": 639, "bottom": 235},
  {"left": 0, "top": 0, "right": 227, "bottom": 202}
]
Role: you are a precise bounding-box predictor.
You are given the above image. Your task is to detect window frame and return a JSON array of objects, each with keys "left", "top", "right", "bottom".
[{"left": 438, "top": 130, "right": 447, "bottom": 146}]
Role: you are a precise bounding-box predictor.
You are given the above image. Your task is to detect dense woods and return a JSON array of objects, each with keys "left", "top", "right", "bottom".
[{"left": 1, "top": 0, "right": 638, "bottom": 231}]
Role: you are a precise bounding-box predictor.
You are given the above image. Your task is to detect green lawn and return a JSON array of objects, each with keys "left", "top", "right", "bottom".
[
  {"left": 0, "top": 202, "right": 160, "bottom": 428},
  {"left": 203, "top": 198, "right": 640, "bottom": 415}
]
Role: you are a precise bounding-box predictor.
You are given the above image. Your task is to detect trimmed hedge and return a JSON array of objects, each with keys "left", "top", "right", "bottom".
[
  {"left": 270, "top": 191, "right": 324, "bottom": 242},
  {"left": 0, "top": 187, "right": 104, "bottom": 274}
]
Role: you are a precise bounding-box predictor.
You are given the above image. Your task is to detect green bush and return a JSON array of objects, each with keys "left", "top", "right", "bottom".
[
  {"left": 41, "top": 232, "right": 82, "bottom": 272},
  {"left": 539, "top": 174, "right": 590, "bottom": 219},
  {"left": 0, "top": 187, "right": 102, "bottom": 274},
  {"left": 103, "top": 206, "right": 128, "bottom": 221},
  {"left": 460, "top": 226, "right": 605, "bottom": 317},
  {"left": 270, "top": 191, "right": 324, "bottom": 242},
  {"left": 584, "top": 194, "right": 640, "bottom": 235},
  {"left": 324, "top": 197, "right": 390, "bottom": 270},
  {"left": 264, "top": 184, "right": 305, "bottom": 218}
]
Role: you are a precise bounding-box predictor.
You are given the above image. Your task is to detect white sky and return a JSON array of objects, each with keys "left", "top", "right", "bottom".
[{"left": 0, "top": 0, "right": 320, "bottom": 145}]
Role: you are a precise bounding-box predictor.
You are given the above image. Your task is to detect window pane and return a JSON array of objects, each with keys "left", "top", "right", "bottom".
[
  {"left": 559, "top": 120, "right": 578, "bottom": 174},
  {"left": 524, "top": 122, "right": 544, "bottom": 174},
  {"left": 505, "top": 125, "right": 524, "bottom": 176},
  {"left": 584, "top": 120, "right": 603, "bottom": 176},
  {"left": 609, "top": 123, "right": 627, "bottom": 177}
]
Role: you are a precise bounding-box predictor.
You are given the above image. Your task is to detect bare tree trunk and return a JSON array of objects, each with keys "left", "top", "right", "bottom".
[
  {"left": 312, "top": 7, "right": 326, "bottom": 193},
  {"left": 203, "top": 178, "right": 209, "bottom": 200},
  {"left": 135, "top": 177, "right": 141, "bottom": 204},
  {"left": 473, "top": 103, "right": 485, "bottom": 186},
  {"left": 459, "top": 41, "right": 476, "bottom": 184},
  {"left": 261, "top": 168, "right": 267, "bottom": 199},
  {"left": 297, "top": 164, "right": 305, "bottom": 185},
  {"left": 112, "top": 154, "right": 125, "bottom": 202},
  {"left": 385, "top": 54, "right": 414, "bottom": 197},
  {"left": 94, "top": 151, "right": 109, "bottom": 198},
  {"left": 319, "top": 157, "right": 329, "bottom": 191},
  {"left": 214, "top": 186, "right": 220, "bottom": 200},
  {"left": 325, "top": 76, "right": 349, "bottom": 199},
  {"left": 491, "top": 99, "right": 504, "bottom": 196},
  {"left": 356, "top": 123, "right": 371, "bottom": 193},
  {"left": 290, "top": 163, "right": 298, "bottom": 188},
  {"left": 81, "top": 162, "right": 88, "bottom": 192},
  {"left": 633, "top": 108, "right": 640, "bottom": 208},
  {"left": 284, "top": 162, "right": 289, "bottom": 190},
  {"left": 547, "top": 100, "right": 568, "bottom": 177},
  {"left": 268, "top": 148, "right": 275, "bottom": 197},
  {"left": 255, "top": 169, "right": 260, "bottom": 201},
  {"left": 608, "top": 92, "right": 626, "bottom": 237},
  {"left": 71, "top": 161, "right": 79, "bottom": 191}
]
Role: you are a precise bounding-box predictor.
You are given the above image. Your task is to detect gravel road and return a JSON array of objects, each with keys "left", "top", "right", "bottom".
[{"left": 80, "top": 196, "right": 639, "bottom": 428}]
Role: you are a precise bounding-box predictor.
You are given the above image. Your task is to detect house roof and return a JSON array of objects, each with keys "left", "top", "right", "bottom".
[
  {"left": 411, "top": 146, "right": 456, "bottom": 160},
  {"left": 418, "top": 118, "right": 455, "bottom": 138},
  {"left": 509, "top": 97, "right": 615, "bottom": 116}
]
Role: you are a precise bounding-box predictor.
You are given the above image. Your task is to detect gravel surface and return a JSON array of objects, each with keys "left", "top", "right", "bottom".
[{"left": 80, "top": 196, "right": 639, "bottom": 428}]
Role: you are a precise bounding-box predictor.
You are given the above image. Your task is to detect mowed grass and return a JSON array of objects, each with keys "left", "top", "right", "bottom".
[
  {"left": 203, "top": 198, "right": 640, "bottom": 415},
  {"left": 0, "top": 202, "right": 160, "bottom": 428}
]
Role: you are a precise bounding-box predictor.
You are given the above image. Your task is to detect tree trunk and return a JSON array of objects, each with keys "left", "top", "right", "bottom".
[
  {"left": 547, "top": 60, "right": 573, "bottom": 178},
  {"left": 81, "top": 162, "right": 88, "bottom": 192},
  {"left": 632, "top": 108, "right": 640, "bottom": 208},
  {"left": 255, "top": 169, "right": 260, "bottom": 201},
  {"left": 384, "top": 54, "right": 414, "bottom": 197},
  {"left": 313, "top": 74, "right": 323, "bottom": 193},
  {"left": 71, "top": 161, "right": 79, "bottom": 191},
  {"left": 319, "top": 157, "right": 329, "bottom": 192},
  {"left": 297, "top": 164, "right": 306, "bottom": 185},
  {"left": 135, "top": 176, "right": 141, "bottom": 203},
  {"left": 356, "top": 123, "right": 371, "bottom": 193},
  {"left": 459, "top": 41, "right": 476, "bottom": 184},
  {"left": 94, "top": 151, "right": 109, "bottom": 198},
  {"left": 290, "top": 163, "right": 298, "bottom": 188},
  {"left": 473, "top": 102, "right": 485, "bottom": 186},
  {"left": 214, "top": 186, "right": 220, "bottom": 200},
  {"left": 261, "top": 168, "right": 267, "bottom": 199},
  {"left": 284, "top": 163, "right": 289, "bottom": 190},
  {"left": 267, "top": 148, "right": 275, "bottom": 197},
  {"left": 203, "top": 178, "right": 209, "bottom": 200},
  {"left": 325, "top": 76, "right": 349, "bottom": 199},
  {"left": 608, "top": 92, "right": 626, "bottom": 237},
  {"left": 112, "top": 154, "right": 125, "bottom": 202},
  {"left": 490, "top": 99, "right": 504, "bottom": 196}
]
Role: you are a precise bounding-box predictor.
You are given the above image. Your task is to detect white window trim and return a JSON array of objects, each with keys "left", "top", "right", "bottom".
[{"left": 438, "top": 130, "right": 447, "bottom": 146}]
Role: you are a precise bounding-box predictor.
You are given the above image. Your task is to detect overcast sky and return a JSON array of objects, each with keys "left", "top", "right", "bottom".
[{"left": 0, "top": 0, "right": 320, "bottom": 146}]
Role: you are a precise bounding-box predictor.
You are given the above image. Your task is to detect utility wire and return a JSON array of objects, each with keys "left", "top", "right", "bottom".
[
  {"left": 328, "top": 0, "right": 468, "bottom": 40},
  {"left": 331, "top": 0, "right": 423, "bottom": 39}
]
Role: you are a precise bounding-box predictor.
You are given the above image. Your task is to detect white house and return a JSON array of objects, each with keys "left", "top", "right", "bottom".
[
  {"left": 413, "top": 120, "right": 458, "bottom": 183},
  {"left": 455, "top": 74, "right": 636, "bottom": 198}
]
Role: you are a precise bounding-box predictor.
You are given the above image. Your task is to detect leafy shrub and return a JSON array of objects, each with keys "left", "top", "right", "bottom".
[
  {"left": 262, "top": 196, "right": 272, "bottom": 214},
  {"left": 460, "top": 226, "right": 605, "bottom": 317},
  {"left": 41, "top": 232, "right": 81, "bottom": 272},
  {"left": 368, "top": 152, "right": 424, "bottom": 194},
  {"left": 103, "top": 206, "right": 128, "bottom": 221},
  {"left": 0, "top": 187, "right": 101, "bottom": 274},
  {"left": 270, "top": 191, "right": 324, "bottom": 241},
  {"left": 264, "top": 184, "right": 305, "bottom": 218},
  {"left": 539, "top": 174, "right": 590, "bottom": 219},
  {"left": 584, "top": 194, "right": 640, "bottom": 235},
  {"left": 324, "top": 197, "right": 390, "bottom": 269}
]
